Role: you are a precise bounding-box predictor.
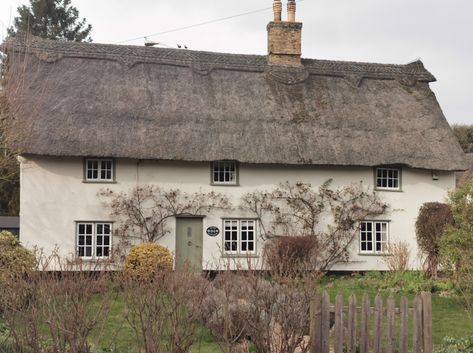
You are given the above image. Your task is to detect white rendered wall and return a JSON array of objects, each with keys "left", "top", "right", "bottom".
[{"left": 19, "top": 156, "right": 456, "bottom": 271}]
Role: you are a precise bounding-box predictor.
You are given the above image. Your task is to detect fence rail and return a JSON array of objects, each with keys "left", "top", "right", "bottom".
[{"left": 309, "top": 292, "right": 432, "bottom": 353}]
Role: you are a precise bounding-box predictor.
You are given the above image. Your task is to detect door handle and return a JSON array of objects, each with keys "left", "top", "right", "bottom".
[{"left": 187, "top": 241, "right": 193, "bottom": 246}]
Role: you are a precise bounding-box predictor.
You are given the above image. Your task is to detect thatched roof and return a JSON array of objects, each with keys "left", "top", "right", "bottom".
[
  {"left": 456, "top": 153, "right": 473, "bottom": 185},
  {"left": 2, "top": 35, "right": 466, "bottom": 171}
]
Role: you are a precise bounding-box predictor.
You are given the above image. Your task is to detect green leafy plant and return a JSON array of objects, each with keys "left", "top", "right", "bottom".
[
  {"left": 436, "top": 336, "right": 473, "bottom": 353},
  {"left": 441, "top": 179, "right": 473, "bottom": 315}
]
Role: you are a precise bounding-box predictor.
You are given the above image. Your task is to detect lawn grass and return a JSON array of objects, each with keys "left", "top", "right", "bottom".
[
  {"left": 320, "top": 273, "right": 473, "bottom": 346},
  {"left": 88, "top": 294, "right": 221, "bottom": 353}
]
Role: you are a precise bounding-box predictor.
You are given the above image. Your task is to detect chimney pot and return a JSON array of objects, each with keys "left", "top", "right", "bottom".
[
  {"left": 273, "top": 0, "right": 282, "bottom": 22},
  {"left": 287, "top": 0, "right": 296, "bottom": 22}
]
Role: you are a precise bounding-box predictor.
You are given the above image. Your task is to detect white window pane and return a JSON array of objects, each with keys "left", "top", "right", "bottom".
[{"left": 213, "top": 161, "right": 237, "bottom": 184}]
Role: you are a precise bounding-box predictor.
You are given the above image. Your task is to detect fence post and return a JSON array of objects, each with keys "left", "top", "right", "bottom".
[
  {"left": 422, "top": 292, "right": 433, "bottom": 353},
  {"left": 360, "top": 294, "right": 370, "bottom": 353},
  {"left": 348, "top": 294, "right": 357, "bottom": 353},
  {"left": 386, "top": 295, "right": 395, "bottom": 353},
  {"left": 374, "top": 295, "right": 383, "bottom": 353},
  {"left": 321, "top": 292, "right": 330, "bottom": 353},
  {"left": 309, "top": 294, "right": 320, "bottom": 353},
  {"left": 400, "top": 296, "right": 408, "bottom": 353},
  {"left": 335, "top": 295, "right": 344, "bottom": 353},
  {"left": 413, "top": 295, "right": 423, "bottom": 353}
]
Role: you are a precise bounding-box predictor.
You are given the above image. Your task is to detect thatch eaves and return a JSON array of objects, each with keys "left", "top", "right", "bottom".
[
  {"left": 456, "top": 153, "right": 473, "bottom": 185},
  {"left": 1, "top": 35, "right": 467, "bottom": 171}
]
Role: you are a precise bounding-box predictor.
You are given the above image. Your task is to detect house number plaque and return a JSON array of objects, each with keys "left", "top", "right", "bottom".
[{"left": 206, "top": 226, "right": 220, "bottom": 237}]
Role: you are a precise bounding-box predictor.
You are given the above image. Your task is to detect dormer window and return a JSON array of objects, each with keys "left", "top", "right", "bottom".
[
  {"left": 211, "top": 161, "right": 238, "bottom": 185},
  {"left": 375, "top": 167, "right": 401, "bottom": 191},
  {"left": 85, "top": 158, "right": 114, "bottom": 182}
]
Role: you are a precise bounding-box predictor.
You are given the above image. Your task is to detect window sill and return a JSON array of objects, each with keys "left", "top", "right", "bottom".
[
  {"left": 211, "top": 183, "right": 240, "bottom": 187},
  {"left": 82, "top": 180, "right": 117, "bottom": 184},
  {"left": 358, "top": 253, "right": 388, "bottom": 257},
  {"left": 75, "top": 257, "right": 113, "bottom": 262},
  {"left": 374, "top": 188, "right": 403, "bottom": 193},
  {"left": 221, "top": 254, "right": 259, "bottom": 259}
]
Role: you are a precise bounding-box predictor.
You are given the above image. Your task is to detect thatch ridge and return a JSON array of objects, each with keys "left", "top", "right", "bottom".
[{"left": 1, "top": 35, "right": 466, "bottom": 171}]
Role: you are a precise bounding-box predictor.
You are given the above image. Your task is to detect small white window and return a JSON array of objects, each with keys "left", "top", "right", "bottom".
[
  {"left": 375, "top": 168, "right": 400, "bottom": 190},
  {"left": 212, "top": 161, "right": 238, "bottom": 185},
  {"left": 77, "top": 222, "right": 112, "bottom": 259},
  {"left": 360, "top": 221, "right": 389, "bottom": 254},
  {"left": 223, "top": 219, "right": 256, "bottom": 255},
  {"left": 85, "top": 158, "right": 114, "bottom": 182}
]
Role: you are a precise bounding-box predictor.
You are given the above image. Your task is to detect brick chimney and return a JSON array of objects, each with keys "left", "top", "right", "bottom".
[{"left": 267, "top": 0, "right": 302, "bottom": 66}]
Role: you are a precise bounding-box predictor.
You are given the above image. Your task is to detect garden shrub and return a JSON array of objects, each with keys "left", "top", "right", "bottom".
[
  {"left": 441, "top": 178, "right": 473, "bottom": 315},
  {"left": 382, "top": 240, "right": 411, "bottom": 272},
  {"left": 263, "top": 236, "right": 318, "bottom": 276},
  {"left": 0, "top": 231, "right": 35, "bottom": 281},
  {"left": 416, "top": 202, "right": 454, "bottom": 278},
  {"left": 436, "top": 336, "right": 473, "bottom": 353},
  {"left": 123, "top": 243, "right": 173, "bottom": 280}
]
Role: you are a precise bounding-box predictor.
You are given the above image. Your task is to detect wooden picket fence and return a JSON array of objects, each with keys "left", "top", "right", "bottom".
[{"left": 309, "top": 292, "right": 433, "bottom": 353}]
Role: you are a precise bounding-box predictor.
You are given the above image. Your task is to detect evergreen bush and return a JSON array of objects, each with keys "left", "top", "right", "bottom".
[
  {"left": 123, "top": 243, "right": 173, "bottom": 280},
  {"left": 0, "top": 231, "right": 35, "bottom": 281}
]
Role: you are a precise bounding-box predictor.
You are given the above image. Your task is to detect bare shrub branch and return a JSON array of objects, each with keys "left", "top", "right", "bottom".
[
  {"left": 123, "top": 270, "right": 210, "bottom": 353},
  {"left": 416, "top": 202, "right": 454, "bottom": 278},
  {"left": 100, "top": 185, "right": 231, "bottom": 247},
  {"left": 242, "top": 180, "right": 387, "bottom": 271},
  {"left": 382, "top": 240, "right": 411, "bottom": 272},
  {"left": 0, "top": 250, "right": 116, "bottom": 353}
]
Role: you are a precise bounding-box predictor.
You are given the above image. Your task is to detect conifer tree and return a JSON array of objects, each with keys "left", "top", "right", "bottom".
[{"left": 7, "top": 0, "right": 92, "bottom": 42}]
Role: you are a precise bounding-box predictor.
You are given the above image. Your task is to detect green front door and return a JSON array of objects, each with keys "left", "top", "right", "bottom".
[{"left": 175, "top": 217, "right": 203, "bottom": 271}]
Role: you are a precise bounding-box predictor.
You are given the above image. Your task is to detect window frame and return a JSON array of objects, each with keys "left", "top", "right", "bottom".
[
  {"left": 83, "top": 158, "right": 116, "bottom": 183},
  {"left": 374, "top": 167, "right": 402, "bottom": 191},
  {"left": 211, "top": 161, "right": 239, "bottom": 186},
  {"left": 76, "top": 221, "right": 113, "bottom": 260},
  {"left": 359, "top": 220, "right": 389, "bottom": 255},
  {"left": 222, "top": 219, "right": 257, "bottom": 256}
]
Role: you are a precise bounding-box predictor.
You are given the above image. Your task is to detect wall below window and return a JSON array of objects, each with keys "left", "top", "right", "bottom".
[{"left": 19, "top": 156, "right": 455, "bottom": 271}]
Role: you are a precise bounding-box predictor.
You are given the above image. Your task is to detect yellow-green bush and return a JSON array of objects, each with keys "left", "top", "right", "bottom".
[
  {"left": 0, "top": 231, "right": 36, "bottom": 281},
  {"left": 124, "top": 243, "right": 173, "bottom": 280}
]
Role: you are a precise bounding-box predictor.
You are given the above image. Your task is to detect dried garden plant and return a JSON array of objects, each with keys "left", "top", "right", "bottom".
[
  {"left": 224, "top": 271, "right": 312, "bottom": 353},
  {"left": 263, "top": 236, "right": 319, "bottom": 277},
  {"left": 37, "top": 266, "right": 116, "bottom": 353},
  {"left": 0, "top": 249, "right": 116, "bottom": 353},
  {"left": 382, "top": 240, "right": 411, "bottom": 272},
  {"left": 197, "top": 266, "right": 318, "bottom": 353},
  {"left": 241, "top": 180, "right": 387, "bottom": 271},
  {"left": 199, "top": 271, "right": 249, "bottom": 353},
  {"left": 123, "top": 269, "right": 210, "bottom": 353},
  {"left": 416, "top": 202, "right": 454, "bottom": 278}
]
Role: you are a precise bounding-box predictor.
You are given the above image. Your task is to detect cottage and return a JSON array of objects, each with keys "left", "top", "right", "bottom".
[{"left": 2, "top": 1, "right": 466, "bottom": 271}]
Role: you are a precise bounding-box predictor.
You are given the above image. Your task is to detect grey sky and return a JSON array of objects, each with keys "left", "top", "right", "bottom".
[{"left": 1, "top": 0, "right": 472, "bottom": 125}]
